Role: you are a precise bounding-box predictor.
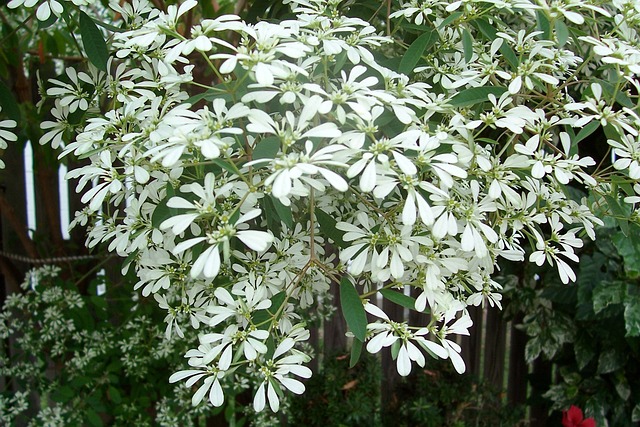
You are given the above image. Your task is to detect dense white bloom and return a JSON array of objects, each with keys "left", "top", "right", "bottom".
[{"left": 30, "top": 0, "right": 640, "bottom": 414}]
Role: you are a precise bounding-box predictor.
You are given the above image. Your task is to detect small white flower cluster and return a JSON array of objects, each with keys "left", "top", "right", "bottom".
[
  {"left": 0, "top": 107, "right": 17, "bottom": 169},
  {"left": 7, "top": 0, "right": 94, "bottom": 21},
  {"left": 31, "top": 0, "right": 640, "bottom": 413}
]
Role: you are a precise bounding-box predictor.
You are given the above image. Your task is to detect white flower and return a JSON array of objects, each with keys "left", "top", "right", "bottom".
[
  {"left": 0, "top": 108, "right": 17, "bottom": 168},
  {"left": 253, "top": 337, "right": 312, "bottom": 412}
]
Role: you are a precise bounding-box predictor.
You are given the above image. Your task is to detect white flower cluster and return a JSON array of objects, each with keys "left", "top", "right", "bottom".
[
  {"left": 0, "top": 107, "right": 17, "bottom": 169},
  {"left": 32, "top": 0, "right": 640, "bottom": 412}
]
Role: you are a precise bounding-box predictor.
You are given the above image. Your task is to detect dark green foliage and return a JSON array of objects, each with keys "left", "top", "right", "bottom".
[
  {"left": 288, "top": 353, "right": 522, "bottom": 427},
  {"left": 288, "top": 353, "right": 382, "bottom": 426},
  {"left": 511, "top": 226, "right": 640, "bottom": 426},
  {"left": 385, "top": 360, "right": 525, "bottom": 427}
]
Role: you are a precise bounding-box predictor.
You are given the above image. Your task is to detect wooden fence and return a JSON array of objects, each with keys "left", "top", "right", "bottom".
[{"left": 0, "top": 142, "right": 555, "bottom": 426}]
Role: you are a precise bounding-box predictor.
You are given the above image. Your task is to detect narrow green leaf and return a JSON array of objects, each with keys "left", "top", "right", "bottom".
[
  {"left": 269, "top": 291, "right": 287, "bottom": 315},
  {"left": 252, "top": 136, "right": 280, "bottom": 160},
  {"left": 604, "top": 195, "right": 629, "bottom": 236},
  {"left": 399, "top": 30, "right": 437, "bottom": 75},
  {"left": 536, "top": 11, "right": 551, "bottom": 40},
  {"left": 449, "top": 86, "right": 507, "bottom": 107},
  {"left": 474, "top": 19, "right": 518, "bottom": 67},
  {"left": 79, "top": 11, "right": 109, "bottom": 71},
  {"left": 212, "top": 159, "right": 238, "bottom": 175},
  {"left": 574, "top": 121, "right": 600, "bottom": 144},
  {"left": 269, "top": 195, "right": 293, "bottom": 228},
  {"left": 555, "top": 20, "right": 569, "bottom": 47},
  {"left": 340, "top": 277, "right": 367, "bottom": 342},
  {"left": 0, "top": 81, "right": 20, "bottom": 121},
  {"left": 315, "top": 209, "right": 346, "bottom": 248},
  {"left": 379, "top": 288, "right": 417, "bottom": 310},
  {"left": 400, "top": 22, "right": 434, "bottom": 32},
  {"left": 349, "top": 338, "right": 363, "bottom": 368},
  {"left": 150, "top": 185, "right": 176, "bottom": 228},
  {"left": 91, "top": 19, "right": 124, "bottom": 33},
  {"left": 594, "top": 79, "right": 635, "bottom": 109},
  {"left": 438, "top": 12, "right": 463, "bottom": 29},
  {"left": 462, "top": 29, "right": 473, "bottom": 63}
]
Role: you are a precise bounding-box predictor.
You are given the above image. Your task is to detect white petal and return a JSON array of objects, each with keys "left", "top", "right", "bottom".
[
  {"left": 267, "top": 381, "right": 280, "bottom": 412},
  {"left": 237, "top": 230, "right": 273, "bottom": 252},
  {"left": 253, "top": 382, "right": 266, "bottom": 412}
]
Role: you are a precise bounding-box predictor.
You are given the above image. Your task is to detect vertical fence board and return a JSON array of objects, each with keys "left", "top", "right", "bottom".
[
  {"left": 461, "top": 305, "right": 484, "bottom": 376},
  {"left": 483, "top": 308, "right": 507, "bottom": 389},
  {"left": 507, "top": 314, "right": 529, "bottom": 406},
  {"left": 323, "top": 281, "right": 347, "bottom": 357}
]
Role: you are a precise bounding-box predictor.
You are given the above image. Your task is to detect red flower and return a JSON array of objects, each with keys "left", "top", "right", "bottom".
[{"left": 562, "top": 405, "right": 596, "bottom": 427}]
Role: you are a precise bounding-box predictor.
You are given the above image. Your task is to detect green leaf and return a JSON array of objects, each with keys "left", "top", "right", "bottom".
[
  {"left": 574, "top": 334, "right": 596, "bottom": 370},
  {"left": 251, "top": 291, "right": 287, "bottom": 332},
  {"left": 38, "top": 12, "right": 59, "bottom": 29},
  {"left": 632, "top": 403, "right": 640, "bottom": 422},
  {"left": 151, "top": 185, "right": 176, "bottom": 228},
  {"left": 379, "top": 288, "right": 417, "bottom": 310},
  {"left": 612, "top": 231, "right": 640, "bottom": 278},
  {"left": 91, "top": 19, "right": 124, "bottom": 33},
  {"left": 79, "top": 11, "right": 109, "bottom": 71},
  {"left": 399, "top": 30, "right": 437, "bottom": 75},
  {"left": 573, "top": 121, "right": 600, "bottom": 145},
  {"left": 592, "top": 281, "right": 624, "bottom": 314},
  {"left": 212, "top": 159, "right": 238, "bottom": 175},
  {"left": 252, "top": 136, "right": 280, "bottom": 160},
  {"left": 462, "top": 29, "right": 473, "bottom": 63},
  {"left": 597, "top": 348, "right": 625, "bottom": 374},
  {"left": 555, "top": 20, "right": 569, "bottom": 47},
  {"left": 624, "top": 292, "right": 640, "bottom": 337},
  {"left": 340, "top": 277, "right": 367, "bottom": 342},
  {"left": 605, "top": 195, "right": 629, "bottom": 236},
  {"left": 315, "top": 208, "right": 346, "bottom": 248},
  {"left": 594, "top": 79, "right": 635, "bottom": 109},
  {"left": 525, "top": 336, "right": 542, "bottom": 363},
  {"left": 108, "top": 386, "right": 122, "bottom": 404},
  {"left": 614, "top": 373, "right": 631, "bottom": 400},
  {"left": 0, "top": 81, "right": 20, "bottom": 121},
  {"left": 269, "top": 291, "right": 287, "bottom": 315},
  {"left": 349, "top": 338, "right": 363, "bottom": 368},
  {"left": 449, "top": 86, "right": 507, "bottom": 107},
  {"left": 86, "top": 409, "right": 103, "bottom": 427},
  {"left": 536, "top": 11, "right": 551, "bottom": 40},
  {"left": 474, "top": 18, "right": 518, "bottom": 67},
  {"left": 269, "top": 195, "right": 293, "bottom": 228},
  {"left": 438, "top": 12, "right": 463, "bottom": 29},
  {"left": 51, "top": 386, "right": 75, "bottom": 403}
]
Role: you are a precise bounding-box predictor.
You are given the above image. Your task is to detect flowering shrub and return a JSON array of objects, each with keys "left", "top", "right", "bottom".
[
  {"left": 4, "top": 0, "right": 640, "bottom": 414},
  {"left": 0, "top": 267, "right": 209, "bottom": 426}
]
